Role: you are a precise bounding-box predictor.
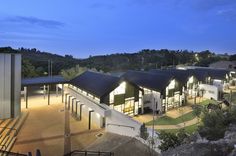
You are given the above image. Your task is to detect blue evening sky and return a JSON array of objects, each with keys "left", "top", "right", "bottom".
[{"left": 0, "top": 0, "right": 236, "bottom": 58}]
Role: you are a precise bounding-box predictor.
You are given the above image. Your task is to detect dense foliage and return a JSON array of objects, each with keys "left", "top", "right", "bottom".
[
  {"left": 158, "top": 129, "right": 188, "bottom": 152},
  {"left": 0, "top": 47, "right": 231, "bottom": 78},
  {"left": 199, "top": 106, "right": 236, "bottom": 141}
]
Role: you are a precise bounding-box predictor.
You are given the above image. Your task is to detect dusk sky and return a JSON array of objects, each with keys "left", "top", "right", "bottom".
[{"left": 0, "top": 0, "right": 236, "bottom": 58}]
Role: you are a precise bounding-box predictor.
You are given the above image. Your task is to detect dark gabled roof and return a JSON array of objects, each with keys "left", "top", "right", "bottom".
[
  {"left": 122, "top": 70, "right": 173, "bottom": 92},
  {"left": 192, "top": 68, "right": 229, "bottom": 80},
  {"left": 149, "top": 69, "right": 191, "bottom": 86},
  {"left": 22, "top": 75, "right": 67, "bottom": 86},
  {"left": 69, "top": 71, "right": 120, "bottom": 98},
  {"left": 188, "top": 69, "right": 208, "bottom": 82},
  {"left": 202, "top": 68, "right": 229, "bottom": 80}
]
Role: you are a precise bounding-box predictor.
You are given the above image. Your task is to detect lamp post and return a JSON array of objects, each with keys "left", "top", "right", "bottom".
[{"left": 151, "top": 94, "right": 157, "bottom": 156}]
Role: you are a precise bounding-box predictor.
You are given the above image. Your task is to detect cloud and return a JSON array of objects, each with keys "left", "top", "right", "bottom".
[
  {"left": 3, "top": 16, "right": 64, "bottom": 28},
  {"left": 191, "top": 0, "right": 235, "bottom": 10},
  {"left": 217, "top": 9, "right": 236, "bottom": 21}
]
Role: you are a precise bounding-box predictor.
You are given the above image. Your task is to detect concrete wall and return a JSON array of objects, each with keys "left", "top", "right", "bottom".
[
  {"left": 106, "top": 109, "right": 142, "bottom": 137},
  {"left": 199, "top": 84, "right": 219, "bottom": 100},
  {"left": 0, "top": 53, "right": 21, "bottom": 119}
]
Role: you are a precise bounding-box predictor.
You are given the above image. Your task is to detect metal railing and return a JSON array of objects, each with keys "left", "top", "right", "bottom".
[
  {"left": 0, "top": 150, "right": 27, "bottom": 156},
  {"left": 64, "top": 150, "right": 114, "bottom": 156},
  {"left": 106, "top": 123, "right": 135, "bottom": 130}
]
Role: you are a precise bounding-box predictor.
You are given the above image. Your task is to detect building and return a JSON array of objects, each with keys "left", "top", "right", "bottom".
[
  {"left": 122, "top": 70, "right": 183, "bottom": 113},
  {"left": 209, "top": 61, "right": 236, "bottom": 71},
  {"left": 60, "top": 70, "right": 145, "bottom": 137},
  {"left": 0, "top": 53, "right": 21, "bottom": 119},
  {"left": 150, "top": 69, "right": 199, "bottom": 98}
]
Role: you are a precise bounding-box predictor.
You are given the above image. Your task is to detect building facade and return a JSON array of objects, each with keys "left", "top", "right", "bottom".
[{"left": 0, "top": 53, "right": 21, "bottom": 119}]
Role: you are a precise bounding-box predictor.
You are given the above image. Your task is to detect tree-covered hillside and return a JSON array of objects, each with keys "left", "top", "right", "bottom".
[{"left": 0, "top": 47, "right": 230, "bottom": 78}]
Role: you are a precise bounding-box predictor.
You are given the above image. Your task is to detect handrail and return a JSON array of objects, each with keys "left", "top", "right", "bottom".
[
  {"left": 0, "top": 149, "right": 27, "bottom": 156},
  {"left": 65, "top": 150, "right": 114, "bottom": 156},
  {"left": 107, "top": 123, "right": 135, "bottom": 130}
]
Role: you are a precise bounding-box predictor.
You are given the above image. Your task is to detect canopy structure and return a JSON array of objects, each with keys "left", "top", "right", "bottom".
[
  {"left": 22, "top": 75, "right": 67, "bottom": 86},
  {"left": 21, "top": 75, "right": 67, "bottom": 108}
]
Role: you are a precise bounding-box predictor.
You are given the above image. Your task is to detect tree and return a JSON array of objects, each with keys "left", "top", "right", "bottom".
[
  {"left": 61, "top": 65, "right": 87, "bottom": 80},
  {"left": 140, "top": 123, "right": 149, "bottom": 140},
  {"left": 192, "top": 104, "right": 203, "bottom": 123},
  {"left": 198, "top": 109, "right": 227, "bottom": 140},
  {"left": 22, "top": 59, "right": 38, "bottom": 78},
  {"left": 158, "top": 131, "right": 181, "bottom": 152}
]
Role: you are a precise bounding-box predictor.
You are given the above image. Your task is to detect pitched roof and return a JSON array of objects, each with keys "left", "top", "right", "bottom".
[
  {"left": 149, "top": 69, "right": 191, "bottom": 86},
  {"left": 122, "top": 70, "right": 173, "bottom": 92},
  {"left": 192, "top": 68, "right": 229, "bottom": 80},
  {"left": 22, "top": 75, "right": 67, "bottom": 86},
  {"left": 69, "top": 71, "right": 120, "bottom": 98},
  {"left": 189, "top": 69, "right": 208, "bottom": 82}
]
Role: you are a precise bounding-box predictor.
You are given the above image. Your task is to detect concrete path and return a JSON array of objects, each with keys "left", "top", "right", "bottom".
[
  {"left": 12, "top": 95, "right": 103, "bottom": 156},
  {"left": 147, "top": 117, "right": 199, "bottom": 130}
]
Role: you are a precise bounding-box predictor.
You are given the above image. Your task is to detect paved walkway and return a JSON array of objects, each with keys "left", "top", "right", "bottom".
[
  {"left": 12, "top": 95, "right": 103, "bottom": 156},
  {"left": 147, "top": 117, "right": 199, "bottom": 130}
]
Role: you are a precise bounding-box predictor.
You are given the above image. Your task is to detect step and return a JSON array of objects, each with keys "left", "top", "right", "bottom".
[
  {"left": 0, "top": 112, "right": 29, "bottom": 154},
  {"left": 0, "top": 119, "right": 13, "bottom": 135},
  {"left": 14, "top": 112, "right": 29, "bottom": 136},
  {"left": 1, "top": 137, "right": 17, "bottom": 156},
  {"left": 0, "top": 117, "right": 20, "bottom": 147}
]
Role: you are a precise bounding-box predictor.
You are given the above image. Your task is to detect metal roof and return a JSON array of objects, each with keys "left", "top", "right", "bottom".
[
  {"left": 22, "top": 75, "right": 67, "bottom": 86},
  {"left": 69, "top": 71, "right": 121, "bottom": 98},
  {"left": 149, "top": 69, "right": 191, "bottom": 87},
  {"left": 122, "top": 70, "right": 173, "bottom": 92}
]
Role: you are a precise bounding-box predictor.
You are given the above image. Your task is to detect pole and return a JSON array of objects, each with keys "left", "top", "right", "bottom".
[
  {"left": 48, "top": 85, "right": 50, "bottom": 105},
  {"left": 152, "top": 97, "right": 155, "bottom": 156},
  {"left": 26, "top": 86, "right": 28, "bottom": 109},
  {"left": 51, "top": 60, "right": 53, "bottom": 77},
  {"left": 64, "top": 96, "right": 71, "bottom": 155},
  {"left": 48, "top": 60, "right": 50, "bottom": 77}
]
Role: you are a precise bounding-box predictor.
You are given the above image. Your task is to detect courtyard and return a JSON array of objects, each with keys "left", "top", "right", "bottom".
[{"left": 12, "top": 94, "right": 103, "bottom": 156}]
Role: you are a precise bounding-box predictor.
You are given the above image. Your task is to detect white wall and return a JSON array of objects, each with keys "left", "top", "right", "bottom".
[
  {"left": 212, "top": 79, "right": 223, "bottom": 91},
  {"left": 199, "top": 84, "right": 219, "bottom": 100},
  {"left": 0, "top": 54, "right": 11, "bottom": 119},
  {"left": 106, "top": 109, "right": 142, "bottom": 137}
]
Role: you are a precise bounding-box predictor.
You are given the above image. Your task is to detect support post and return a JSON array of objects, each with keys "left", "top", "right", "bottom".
[
  {"left": 80, "top": 104, "right": 84, "bottom": 120},
  {"left": 62, "top": 84, "right": 64, "bottom": 103},
  {"left": 88, "top": 110, "right": 94, "bottom": 130},
  {"left": 43, "top": 85, "right": 46, "bottom": 99},
  {"left": 56, "top": 84, "right": 59, "bottom": 97},
  {"left": 25, "top": 86, "right": 28, "bottom": 109},
  {"left": 76, "top": 101, "right": 79, "bottom": 115},
  {"left": 68, "top": 96, "right": 71, "bottom": 110},
  {"left": 65, "top": 93, "right": 69, "bottom": 105},
  {"left": 64, "top": 94, "right": 71, "bottom": 155},
  {"left": 48, "top": 85, "right": 50, "bottom": 105},
  {"left": 24, "top": 86, "right": 27, "bottom": 101},
  {"left": 72, "top": 98, "right": 76, "bottom": 113}
]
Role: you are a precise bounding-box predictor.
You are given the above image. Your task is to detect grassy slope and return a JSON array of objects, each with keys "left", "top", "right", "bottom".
[
  {"left": 146, "top": 111, "right": 196, "bottom": 126},
  {"left": 157, "top": 124, "right": 199, "bottom": 134}
]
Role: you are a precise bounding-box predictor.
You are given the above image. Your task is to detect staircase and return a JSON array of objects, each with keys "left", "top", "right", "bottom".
[{"left": 0, "top": 112, "right": 29, "bottom": 156}]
